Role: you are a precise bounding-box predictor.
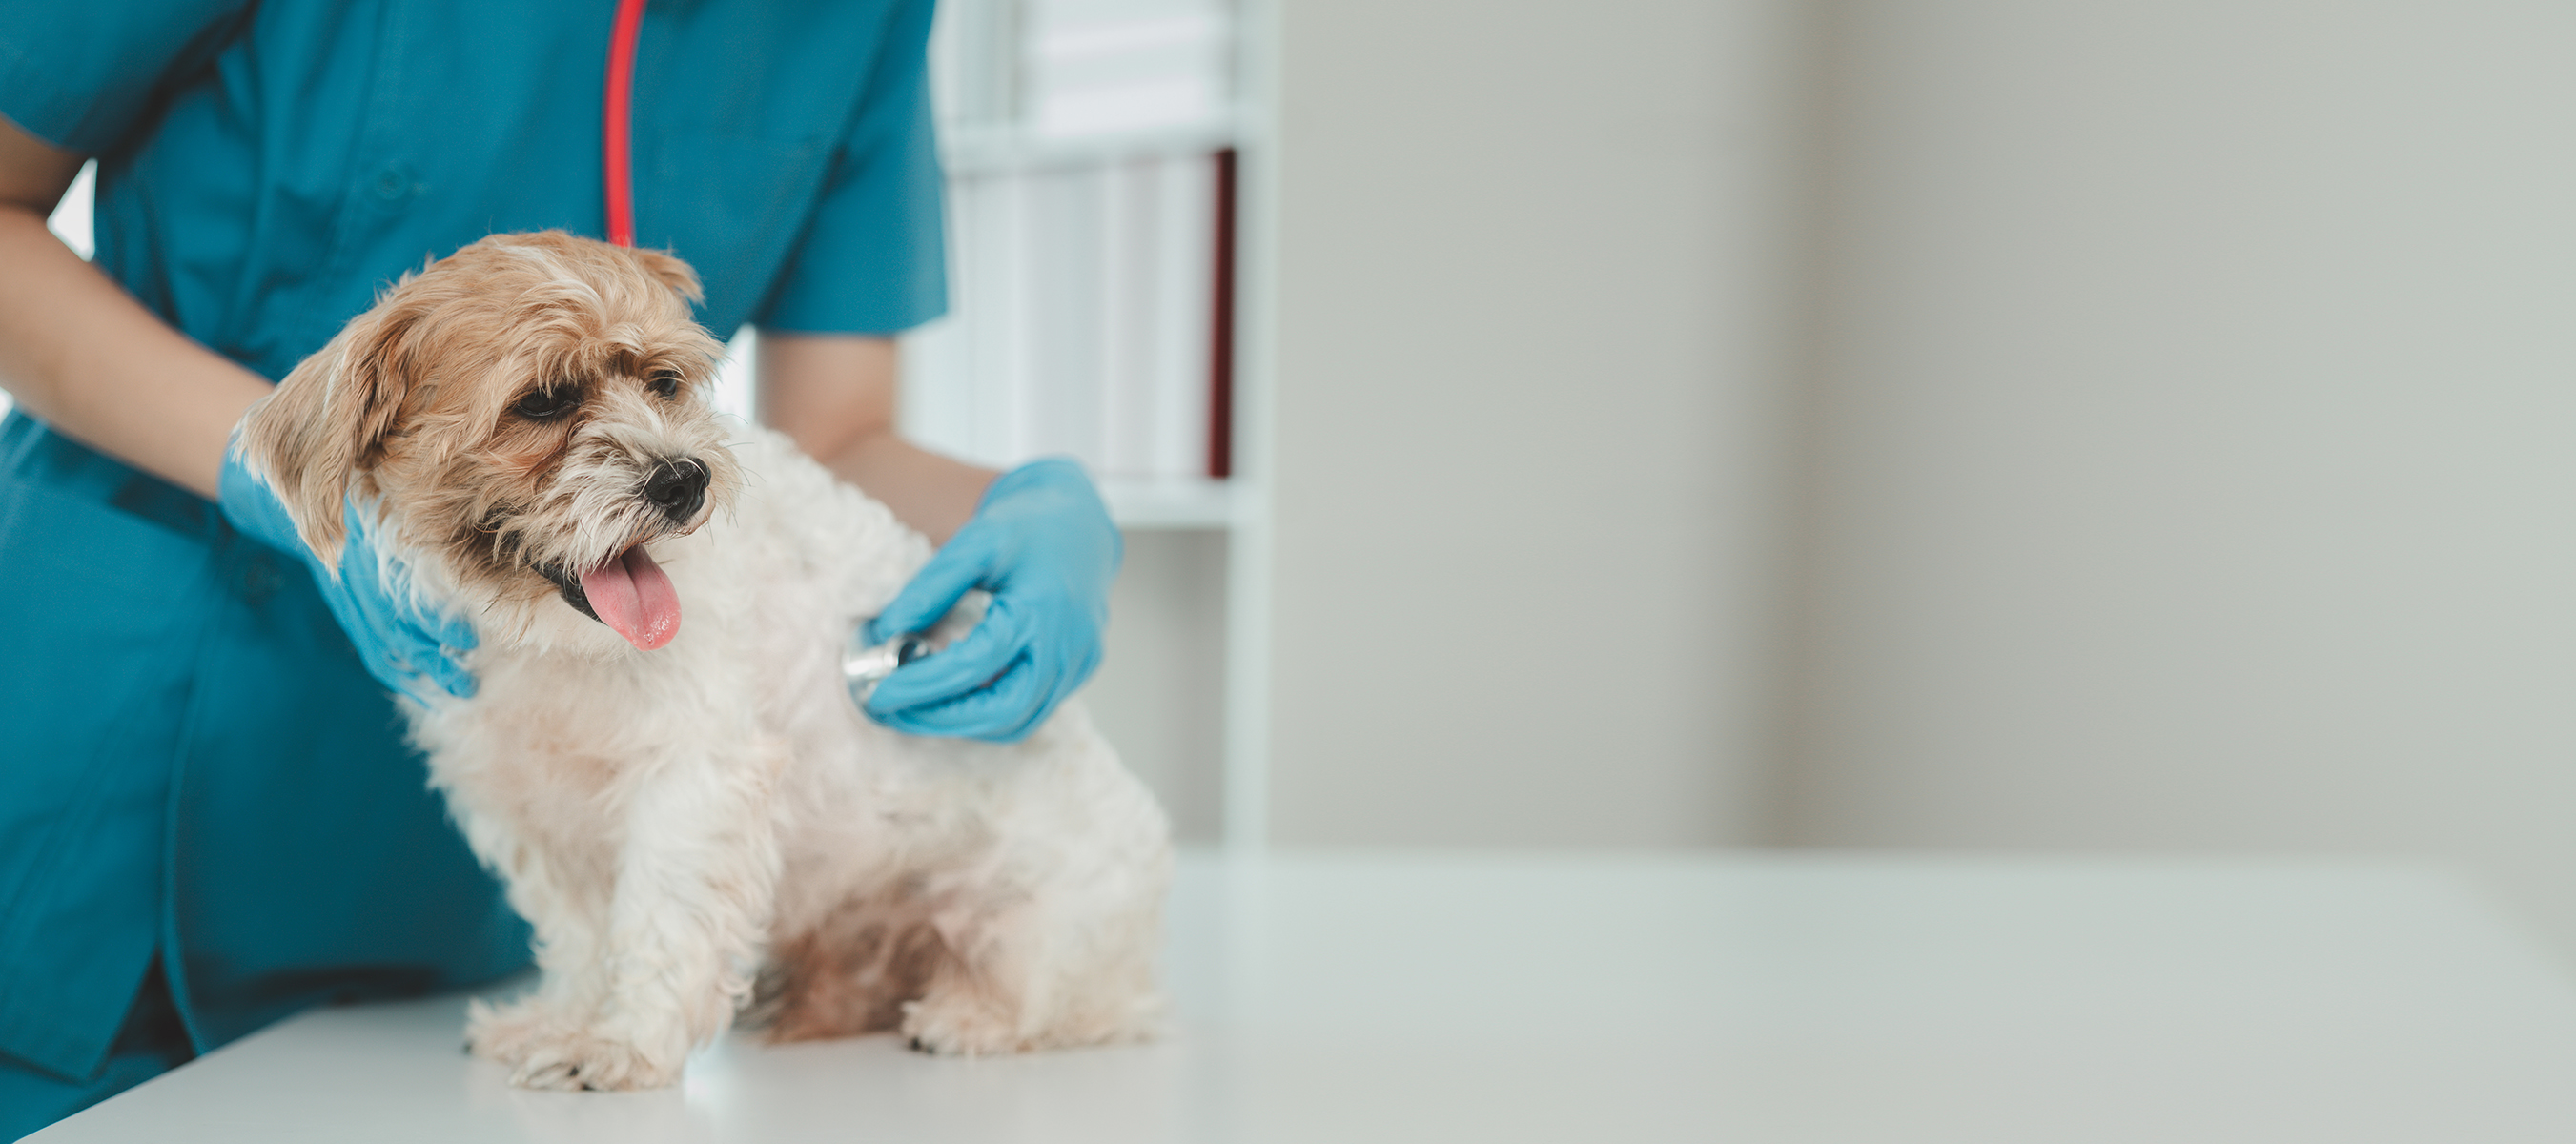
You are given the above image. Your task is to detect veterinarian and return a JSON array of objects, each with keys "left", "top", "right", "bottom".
[{"left": 0, "top": 1, "right": 1118, "bottom": 1133}]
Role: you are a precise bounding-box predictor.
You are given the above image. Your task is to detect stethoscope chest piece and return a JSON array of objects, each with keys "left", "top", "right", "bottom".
[{"left": 844, "top": 625, "right": 932, "bottom": 705}]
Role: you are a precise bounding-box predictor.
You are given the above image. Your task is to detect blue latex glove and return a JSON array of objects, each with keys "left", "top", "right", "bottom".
[
  {"left": 863, "top": 459, "right": 1120, "bottom": 742},
  {"left": 217, "top": 444, "right": 480, "bottom": 703}
]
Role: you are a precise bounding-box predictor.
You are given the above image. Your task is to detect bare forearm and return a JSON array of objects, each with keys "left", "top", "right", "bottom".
[
  {"left": 0, "top": 126, "right": 269, "bottom": 500},
  {"left": 810, "top": 431, "right": 995, "bottom": 544},
  {"left": 755, "top": 333, "right": 993, "bottom": 543}
]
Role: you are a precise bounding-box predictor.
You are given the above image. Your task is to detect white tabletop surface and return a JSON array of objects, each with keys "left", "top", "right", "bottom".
[{"left": 31, "top": 850, "right": 2576, "bottom": 1143}]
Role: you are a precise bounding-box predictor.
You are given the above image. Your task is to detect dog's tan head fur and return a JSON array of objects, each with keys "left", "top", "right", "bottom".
[{"left": 240, "top": 230, "right": 742, "bottom": 649}]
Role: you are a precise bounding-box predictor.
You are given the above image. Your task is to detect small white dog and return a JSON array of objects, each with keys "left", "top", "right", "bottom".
[{"left": 238, "top": 231, "right": 1171, "bottom": 1091}]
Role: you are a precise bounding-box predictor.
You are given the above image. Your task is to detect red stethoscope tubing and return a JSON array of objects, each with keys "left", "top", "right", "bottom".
[{"left": 603, "top": 0, "right": 647, "bottom": 248}]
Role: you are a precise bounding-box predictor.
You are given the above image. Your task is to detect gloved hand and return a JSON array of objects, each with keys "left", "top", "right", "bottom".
[
  {"left": 863, "top": 458, "right": 1120, "bottom": 742},
  {"left": 216, "top": 438, "right": 479, "bottom": 704}
]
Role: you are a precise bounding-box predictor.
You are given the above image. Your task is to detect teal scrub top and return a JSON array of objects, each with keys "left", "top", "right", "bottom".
[{"left": 0, "top": 0, "right": 946, "bottom": 1086}]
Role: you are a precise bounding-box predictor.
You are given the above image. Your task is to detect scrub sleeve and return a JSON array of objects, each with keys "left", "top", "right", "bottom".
[
  {"left": 0, "top": 0, "right": 944, "bottom": 1134},
  {"left": 751, "top": 0, "right": 949, "bottom": 336}
]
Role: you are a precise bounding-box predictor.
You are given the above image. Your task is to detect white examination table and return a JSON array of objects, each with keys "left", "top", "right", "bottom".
[{"left": 33, "top": 850, "right": 2576, "bottom": 1142}]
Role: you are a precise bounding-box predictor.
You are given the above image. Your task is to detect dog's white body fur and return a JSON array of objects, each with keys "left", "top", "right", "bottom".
[{"left": 406, "top": 428, "right": 1169, "bottom": 1088}]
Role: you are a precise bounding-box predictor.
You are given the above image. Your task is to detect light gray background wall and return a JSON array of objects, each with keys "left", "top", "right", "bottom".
[
  {"left": 1136, "top": 0, "right": 2576, "bottom": 956},
  {"left": 1789, "top": 1, "right": 2576, "bottom": 951},
  {"left": 1258, "top": 0, "right": 1806, "bottom": 846}
]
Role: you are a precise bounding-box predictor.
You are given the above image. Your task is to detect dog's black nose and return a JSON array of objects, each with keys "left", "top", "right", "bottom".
[{"left": 644, "top": 460, "right": 707, "bottom": 521}]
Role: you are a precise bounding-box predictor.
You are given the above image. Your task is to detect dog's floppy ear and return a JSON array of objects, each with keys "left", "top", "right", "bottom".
[
  {"left": 236, "top": 296, "right": 426, "bottom": 569},
  {"left": 625, "top": 246, "right": 705, "bottom": 304}
]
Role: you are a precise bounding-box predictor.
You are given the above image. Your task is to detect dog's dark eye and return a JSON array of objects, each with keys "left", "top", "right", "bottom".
[
  {"left": 512, "top": 388, "right": 580, "bottom": 420},
  {"left": 648, "top": 370, "right": 682, "bottom": 399}
]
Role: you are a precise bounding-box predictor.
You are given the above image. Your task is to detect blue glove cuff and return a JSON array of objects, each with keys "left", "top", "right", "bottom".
[
  {"left": 216, "top": 444, "right": 310, "bottom": 557},
  {"left": 214, "top": 425, "right": 480, "bottom": 702},
  {"left": 980, "top": 457, "right": 1094, "bottom": 510}
]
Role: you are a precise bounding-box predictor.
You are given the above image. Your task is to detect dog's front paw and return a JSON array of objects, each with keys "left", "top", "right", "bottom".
[
  {"left": 466, "top": 996, "right": 575, "bottom": 1069},
  {"left": 502, "top": 1027, "right": 682, "bottom": 1092},
  {"left": 900, "top": 994, "right": 1026, "bottom": 1057}
]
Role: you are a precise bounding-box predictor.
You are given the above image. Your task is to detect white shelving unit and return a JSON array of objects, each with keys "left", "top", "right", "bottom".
[
  {"left": 1097, "top": 474, "right": 1239, "bottom": 529},
  {"left": 942, "top": 117, "right": 1245, "bottom": 178}
]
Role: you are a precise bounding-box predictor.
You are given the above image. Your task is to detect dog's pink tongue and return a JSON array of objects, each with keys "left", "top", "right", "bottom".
[{"left": 579, "top": 544, "right": 681, "bottom": 650}]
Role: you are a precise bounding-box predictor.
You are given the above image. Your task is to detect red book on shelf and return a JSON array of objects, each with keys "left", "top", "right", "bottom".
[{"left": 1206, "top": 148, "right": 1237, "bottom": 480}]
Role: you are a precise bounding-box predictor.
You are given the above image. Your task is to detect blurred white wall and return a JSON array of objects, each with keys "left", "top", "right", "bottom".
[
  {"left": 1261, "top": 0, "right": 1806, "bottom": 844},
  {"left": 1086, "top": 529, "right": 1229, "bottom": 841},
  {"left": 1789, "top": 1, "right": 2576, "bottom": 951}
]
